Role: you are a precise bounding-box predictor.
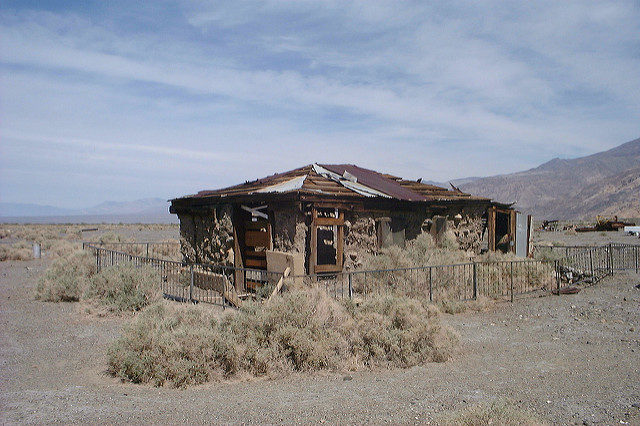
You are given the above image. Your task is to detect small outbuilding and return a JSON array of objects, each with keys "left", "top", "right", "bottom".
[{"left": 170, "top": 164, "right": 525, "bottom": 283}]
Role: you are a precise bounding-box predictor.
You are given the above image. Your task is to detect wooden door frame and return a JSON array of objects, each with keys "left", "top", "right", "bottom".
[{"left": 310, "top": 206, "right": 344, "bottom": 274}]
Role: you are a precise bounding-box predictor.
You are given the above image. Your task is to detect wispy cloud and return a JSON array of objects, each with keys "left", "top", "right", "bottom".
[{"left": 1, "top": 1, "right": 639, "bottom": 208}]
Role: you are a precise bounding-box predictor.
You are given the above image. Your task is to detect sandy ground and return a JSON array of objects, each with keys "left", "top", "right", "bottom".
[{"left": 1, "top": 231, "right": 639, "bottom": 424}]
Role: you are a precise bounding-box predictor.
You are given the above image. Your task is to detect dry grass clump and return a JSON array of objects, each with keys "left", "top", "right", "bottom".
[
  {"left": 439, "top": 295, "right": 494, "bottom": 315},
  {"left": 84, "top": 264, "right": 161, "bottom": 312},
  {"left": 533, "top": 248, "right": 565, "bottom": 262},
  {"left": 364, "top": 233, "right": 471, "bottom": 272},
  {"left": 0, "top": 241, "right": 32, "bottom": 261},
  {"left": 439, "top": 400, "right": 545, "bottom": 425},
  {"left": 35, "top": 250, "right": 96, "bottom": 301},
  {"left": 359, "top": 233, "right": 471, "bottom": 295},
  {"left": 361, "top": 233, "right": 554, "bottom": 301},
  {"left": 107, "top": 289, "right": 458, "bottom": 387},
  {"left": 149, "top": 239, "right": 180, "bottom": 260},
  {"left": 36, "top": 249, "right": 159, "bottom": 312},
  {"left": 98, "top": 232, "right": 128, "bottom": 244},
  {"left": 47, "top": 240, "right": 81, "bottom": 258}
]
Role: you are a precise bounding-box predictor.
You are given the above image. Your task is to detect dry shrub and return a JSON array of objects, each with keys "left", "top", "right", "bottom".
[
  {"left": 98, "top": 232, "right": 128, "bottom": 244},
  {"left": 533, "top": 248, "right": 564, "bottom": 262},
  {"left": 107, "top": 289, "right": 459, "bottom": 387},
  {"left": 0, "top": 241, "right": 32, "bottom": 261},
  {"left": 84, "top": 264, "right": 161, "bottom": 312},
  {"left": 439, "top": 400, "right": 545, "bottom": 425},
  {"left": 363, "top": 233, "right": 471, "bottom": 273},
  {"left": 149, "top": 239, "right": 180, "bottom": 260},
  {"left": 48, "top": 240, "right": 81, "bottom": 258},
  {"left": 36, "top": 250, "right": 96, "bottom": 302},
  {"left": 439, "top": 295, "right": 494, "bottom": 315},
  {"left": 360, "top": 233, "right": 471, "bottom": 296}
]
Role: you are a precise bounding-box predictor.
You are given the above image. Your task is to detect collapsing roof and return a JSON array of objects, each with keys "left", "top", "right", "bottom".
[{"left": 172, "top": 163, "right": 490, "bottom": 204}]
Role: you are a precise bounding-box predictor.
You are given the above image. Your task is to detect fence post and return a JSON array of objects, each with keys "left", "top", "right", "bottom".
[
  {"left": 348, "top": 273, "right": 353, "bottom": 299},
  {"left": 429, "top": 267, "right": 433, "bottom": 302},
  {"left": 189, "top": 265, "right": 194, "bottom": 303},
  {"left": 635, "top": 246, "right": 638, "bottom": 274},
  {"left": 472, "top": 262, "right": 477, "bottom": 300},
  {"left": 146, "top": 243, "right": 149, "bottom": 258},
  {"left": 554, "top": 260, "right": 560, "bottom": 295},
  {"left": 96, "top": 248, "right": 100, "bottom": 273},
  {"left": 589, "top": 248, "right": 593, "bottom": 279},
  {"left": 608, "top": 243, "right": 613, "bottom": 275},
  {"left": 510, "top": 261, "right": 514, "bottom": 303}
]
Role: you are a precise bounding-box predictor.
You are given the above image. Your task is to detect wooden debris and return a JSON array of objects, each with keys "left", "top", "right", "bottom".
[
  {"left": 266, "top": 267, "right": 291, "bottom": 304},
  {"left": 552, "top": 286, "right": 582, "bottom": 295}
]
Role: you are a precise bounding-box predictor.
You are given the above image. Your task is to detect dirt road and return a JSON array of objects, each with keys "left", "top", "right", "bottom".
[{"left": 1, "top": 258, "right": 639, "bottom": 424}]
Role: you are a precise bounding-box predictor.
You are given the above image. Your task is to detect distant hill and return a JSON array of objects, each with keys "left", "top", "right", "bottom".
[
  {"left": 553, "top": 167, "right": 640, "bottom": 219},
  {"left": 0, "top": 202, "right": 75, "bottom": 217},
  {"left": 0, "top": 198, "right": 177, "bottom": 224},
  {"left": 459, "top": 137, "right": 640, "bottom": 220}
]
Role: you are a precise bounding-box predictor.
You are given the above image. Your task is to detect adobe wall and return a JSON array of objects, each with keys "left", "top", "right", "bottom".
[
  {"left": 343, "top": 212, "right": 377, "bottom": 270},
  {"left": 177, "top": 204, "right": 234, "bottom": 265},
  {"left": 271, "top": 206, "right": 308, "bottom": 255},
  {"left": 448, "top": 214, "right": 485, "bottom": 252},
  {"left": 176, "top": 203, "right": 487, "bottom": 270}
]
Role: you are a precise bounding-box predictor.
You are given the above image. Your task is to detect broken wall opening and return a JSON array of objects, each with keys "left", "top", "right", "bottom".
[{"left": 495, "top": 210, "right": 511, "bottom": 253}]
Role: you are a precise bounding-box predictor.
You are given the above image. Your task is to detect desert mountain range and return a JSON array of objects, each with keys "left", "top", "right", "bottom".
[{"left": 458, "top": 137, "right": 640, "bottom": 220}]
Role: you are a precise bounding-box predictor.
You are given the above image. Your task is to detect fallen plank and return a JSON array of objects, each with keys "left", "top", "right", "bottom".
[
  {"left": 266, "top": 267, "right": 291, "bottom": 304},
  {"left": 552, "top": 286, "right": 581, "bottom": 295}
]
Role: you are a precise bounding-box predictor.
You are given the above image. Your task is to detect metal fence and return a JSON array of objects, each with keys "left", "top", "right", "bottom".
[
  {"left": 85, "top": 244, "right": 282, "bottom": 307},
  {"left": 537, "top": 243, "right": 640, "bottom": 277},
  {"left": 84, "top": 242, "right": 640, "bottom": 308},
  {"left": 83, "top": 241, "right": 181, "bottom": 261},
  {"left": 289, "top": 259, "right": 557, "bottom": 303}
]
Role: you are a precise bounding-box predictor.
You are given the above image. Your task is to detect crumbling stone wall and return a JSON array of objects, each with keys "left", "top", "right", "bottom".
[
  {"left": 178, "top": 204, "right": 234, "bottom": 265},
  {"left": 271, "top": 207, "right": 308, "bottom": 255},
  {"left": 448, "top": 214, "right": 485, "bottom": 253},
  {"left": 343, "top": 212, "right": 378, "bottom": 270}
]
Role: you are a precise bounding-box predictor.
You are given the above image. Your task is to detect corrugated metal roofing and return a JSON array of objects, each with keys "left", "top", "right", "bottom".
[
  {"left": 173, "top": 163, "right": 488, "bottom": 203},
  {"left": 318, "top": 164, "right": 426, "bottom": 201}
]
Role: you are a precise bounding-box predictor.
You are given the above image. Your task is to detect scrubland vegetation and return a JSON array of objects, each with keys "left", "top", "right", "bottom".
[
  {"left": 28, "top": 226, "right": 555, "bottom": 389},
  {"left": 361, "top": 232, "right": 554, "bottom": 304},
  {"left": 107, "top": 289, "right": 458, "bottom": 387},
  {"left": 0, "top": 241, "right": 33, "bottom": 261},
  {"left": 34, "top": 248, "right": 458, "bottom": 387},
  {"left": 0, "top": 224, "right": 179, "bottom": 262},
  {"left": 83, "top": 264, "right": 160, "bottom": 312},
  {"left": 35, "top": 250, "right": 96, "bottom": 302},
  {"left": 35, "top": 249, "right": 160, "bottom": 311}
]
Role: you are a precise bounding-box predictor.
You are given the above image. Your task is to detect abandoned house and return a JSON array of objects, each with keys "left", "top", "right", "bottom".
[{"left": 170, "top": 164, "right": 529, "bottom": 284}]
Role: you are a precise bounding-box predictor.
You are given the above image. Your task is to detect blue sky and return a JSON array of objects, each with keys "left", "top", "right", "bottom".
[{"left": 1, "top": 1, "right": 639, "bottom": 209}]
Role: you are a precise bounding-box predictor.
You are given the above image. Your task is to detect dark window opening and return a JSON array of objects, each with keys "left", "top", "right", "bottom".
[
  {"left": 312, "top": 207, "right": 344, "bottom": 273},
  {"left": 316, "top": 225, "right": 337, "bottom": 265},
  {"left": 495, "top": 211, "right": 510, "bottom": 253}
]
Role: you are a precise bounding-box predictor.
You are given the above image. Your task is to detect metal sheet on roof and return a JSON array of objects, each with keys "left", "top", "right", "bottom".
[
  {"left": 255, "top": 174, "right": 307, "bottom": 194},
  {"left": 312, "top": 164, "right": 391, "bottom": 198},
  {"left": 318, "top": 164, "right": 426, "bottom": 201}
]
